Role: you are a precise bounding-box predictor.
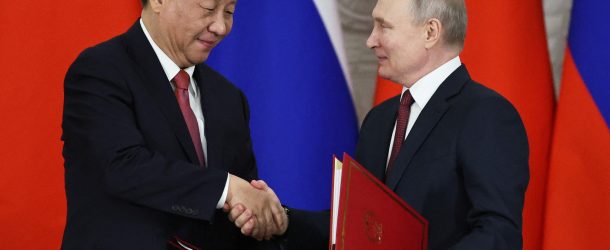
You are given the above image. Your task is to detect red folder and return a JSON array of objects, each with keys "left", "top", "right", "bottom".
[{"left": 330, "top": 153, "right": 428, "bottom": 250}]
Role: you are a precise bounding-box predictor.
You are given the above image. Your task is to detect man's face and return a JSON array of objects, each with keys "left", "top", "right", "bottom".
[
  {"left": 155, "top": 0, "right": 235, "bottom": 67},
  {"left": 366, "top": 0, "right": 428, "bottom": 84}
]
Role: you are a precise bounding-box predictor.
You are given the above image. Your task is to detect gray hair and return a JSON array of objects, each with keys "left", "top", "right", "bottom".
[{"left": 410, "top": 0, "right": 467, "bottom": 50}]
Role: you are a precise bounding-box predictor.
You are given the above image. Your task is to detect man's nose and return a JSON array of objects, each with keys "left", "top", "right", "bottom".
[
  {"left": 209, "top": 14, "right": 228, "bottom": 36},
  {"left": 366, "top": 29, "right": 378, "bottom": 49}
]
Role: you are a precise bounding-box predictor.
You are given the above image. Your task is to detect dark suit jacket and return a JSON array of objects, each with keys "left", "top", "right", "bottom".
[
  {"left": 356, "top": 65, "right": 529, "bottom": 250},
  {"left": 61, "top": 21, "right": 262, "bottom": 249}
]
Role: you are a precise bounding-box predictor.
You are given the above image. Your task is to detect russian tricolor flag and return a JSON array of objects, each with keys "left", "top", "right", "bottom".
[
  {"left": 543, "top": 0, "right": 610, "bottom": 248},
  {"left": 207, "top": 0, "right": 358, "bottom": 210}
]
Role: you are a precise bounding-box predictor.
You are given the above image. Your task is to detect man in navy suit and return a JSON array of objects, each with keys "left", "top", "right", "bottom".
[
  {"left": 227, "top": 0, "right": 528, "bottom": 249},
  {"left": 356, "top": 0, "right": 529, "bottom": 249},
  {"left": 61, "top": 0, "right": 287, "bottom": 249}
]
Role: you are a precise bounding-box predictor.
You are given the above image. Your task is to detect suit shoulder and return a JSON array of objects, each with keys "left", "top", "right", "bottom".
[
  {"left": 63, "top": 34, "right": 134, "bottom": 99},
  {"left": 199, "top": 64, "right": 232, "bottom": 84},
  {"left": 67, "top": 34, "right": 128, "bottom": 77},
  {"left": 453, "top": 80, "right": 526, "bottom": 139},
  {"left": 198, "top": 64, "right": 245, "bottom": 94},
  {"left": 366, "top": 95, "right": 400, "bottom": 117},
  {"left": 76, "top": 33, "right": 127, "bottom": 63},
  {"left": 458, "top": 80, "right": 519, "bottom": 114},
  {"left": 376, "top": 94, "right": 401, "bottom": 110},
  {"left": 359, "top": 94, "right": 400, "bottom": 131}
]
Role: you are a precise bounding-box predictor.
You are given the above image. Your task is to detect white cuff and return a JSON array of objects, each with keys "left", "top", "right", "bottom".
[{"left": 216, "top": 174, "right": 230, "bottom": 209}]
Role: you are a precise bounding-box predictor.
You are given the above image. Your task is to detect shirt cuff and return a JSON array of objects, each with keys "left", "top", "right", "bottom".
[{"left": 216, "top": 174, "right": 230, "bottom": 209}]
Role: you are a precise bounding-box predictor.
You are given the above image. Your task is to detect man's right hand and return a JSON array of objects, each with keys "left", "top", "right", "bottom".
[
  {"left": 225, "top": 175, "right": 284, "bottom": 240},
  {"left": 244, "top": 180, "right": 288, "bottom": 238}
]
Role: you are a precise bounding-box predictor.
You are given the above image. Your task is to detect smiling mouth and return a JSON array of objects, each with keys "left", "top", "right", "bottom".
[{"left": 197, "top": 39, "right": 216, "bottom": 49}]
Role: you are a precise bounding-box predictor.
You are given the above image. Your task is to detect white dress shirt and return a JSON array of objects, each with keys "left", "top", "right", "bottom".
[
  {"left": 140, "top": 19, "right": 229, "bottom": 209},
  {"left": 386, "top": 56, "right": 462, "bottom": 168}
]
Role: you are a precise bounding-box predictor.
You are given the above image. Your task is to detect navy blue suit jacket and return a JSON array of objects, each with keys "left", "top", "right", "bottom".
[
  {"left": 61, "top": 21, "right": 261, "bottom": 249},
  {"left": 356, "top": 66, "right": 529, "bottom": 250}
]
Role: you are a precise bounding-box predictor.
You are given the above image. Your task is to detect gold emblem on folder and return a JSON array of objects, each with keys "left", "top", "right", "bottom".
[{"left": 363, "top": 210, "right": 383, "bottom": 244}]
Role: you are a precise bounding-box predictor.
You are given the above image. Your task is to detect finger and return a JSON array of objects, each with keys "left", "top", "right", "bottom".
[
  {"left": 251, "top": 227, "right": 259, "bottom": 240},
  {"left": 228, "top": 204, "right": 245, "bottom": 222},
  {"left": 252, "top": 216, "right": 263, "bottom": 241},
  {"left": 264, "top": 214, "right": 277, "bottom": 240},
  {"left": 263, "top": 184, "right": 279, "bottom": 203},
  {"left": 278, "top": 207, "right": 289, "bottom": 235},
  {"left": 268, "top": 199, "right": 282, "bottom": 227},
  {"left": 256, "top": 213, "right": 268, "bottom": 241},
  {"left": 240, "top": 217, "right": 255, "bottom": 236},
  {"left": 272, "top": 206, "right": 284, "bottom": 231},
  {"left": 257, "top": 180, "right": 268, "bottom": 187},
  {"left": 250, "top": 180, "right": 268, "bottom": 190},
  {"left": 264, "top": 206, "right": 274, "bottom": 239},
  {"left": 222, "top": 203, "right": 230, "bottom": 213},
  {"left": 234, "top": 208, "right": 253, "bottom": 228}
]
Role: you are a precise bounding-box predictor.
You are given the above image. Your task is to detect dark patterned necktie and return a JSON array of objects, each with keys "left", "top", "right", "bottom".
[{"left": 386, "top": 90, "right": 414, "bottom": 180}]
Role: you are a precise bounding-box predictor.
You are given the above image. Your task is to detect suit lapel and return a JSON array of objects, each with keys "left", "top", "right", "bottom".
[
  {"left": 123, "top": 21, "right": 200, "bottom": 165},
  {"left": 193, "top": 66, "right": 226, "bottom": 172},
  {"left": 385, "top": 65, "right": 470, "bottom": 190}
]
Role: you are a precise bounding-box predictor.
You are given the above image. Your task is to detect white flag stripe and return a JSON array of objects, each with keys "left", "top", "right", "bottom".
[{"left": 313, "top": 0, "right": 354, "bottom": 95}]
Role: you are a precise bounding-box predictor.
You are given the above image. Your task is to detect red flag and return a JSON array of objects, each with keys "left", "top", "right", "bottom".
[
  {"left": 460, "top": 2, "right": 555, "bottom": 249},
  {"left": 543, "top": 50, "right": 610, "bottom": 250},
  {"left": 543, "top": 1, "right": 610, "bottom": 248},
  {"left": 373, "top": 75, "right": 402, "bottom": 106},
  {"left": 372, "top": 2, "right": 555, "bottom": 249},
  {"left": 0, "top": 2, "right": 140, "bottom": 248}
]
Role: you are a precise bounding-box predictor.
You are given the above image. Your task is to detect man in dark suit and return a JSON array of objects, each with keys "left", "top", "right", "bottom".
[
  {"left": 356, "top": 0, "right": 529, "bottom": 249},
  {"left": 61, "top": 0, "right": 287, "bottom": 249},
  {"left": 227, "top": 0, "right": 528, "bottom": 249}
]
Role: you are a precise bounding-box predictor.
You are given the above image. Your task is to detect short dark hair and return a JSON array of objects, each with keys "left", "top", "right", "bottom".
[{"left": 141, "top": 0, "right": 148, "bottom": 7}]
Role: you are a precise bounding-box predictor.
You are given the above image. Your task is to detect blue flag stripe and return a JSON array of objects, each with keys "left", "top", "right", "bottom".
[
  {"left": 207, "top": 0, "right": 358, "bottom": 210},
  {"left": 568, "top": 0, "right": 610, "bottom": 126}
]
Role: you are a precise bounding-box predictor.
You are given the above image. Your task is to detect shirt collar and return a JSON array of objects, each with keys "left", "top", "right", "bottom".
[
  {"left": 402, "top": 56, "right": 461, "bottom": 109},
  {"left": 140, "top": 19, "right": 197, "bottom": 94}
]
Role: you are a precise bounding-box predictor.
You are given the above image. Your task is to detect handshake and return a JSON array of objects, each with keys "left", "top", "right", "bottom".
[{"left": 225, "top": 175, "right": 288, "bottom": 241}]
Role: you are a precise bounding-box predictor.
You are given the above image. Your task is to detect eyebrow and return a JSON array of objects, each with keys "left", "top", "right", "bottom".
[{"left": 374, "top": 17, "right": 386, "bottom": 24}]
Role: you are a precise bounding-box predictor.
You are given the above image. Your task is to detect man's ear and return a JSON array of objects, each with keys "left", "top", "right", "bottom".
[
  {"left": 148, "top": 0, "right": 164, "bottom": 13},
  {"left": 424, "top": 18, "right": 442, "bottom": 49}
]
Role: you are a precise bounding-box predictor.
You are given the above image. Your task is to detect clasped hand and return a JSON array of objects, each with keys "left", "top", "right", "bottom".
[{"left": 225, "top": 175, "right": 288, "bottom": 241}]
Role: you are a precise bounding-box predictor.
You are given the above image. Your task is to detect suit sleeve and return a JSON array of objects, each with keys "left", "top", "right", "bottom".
[
  {"left": 450, "top": 96, "right": 529, "bottom": 250},
  {"left": 62, "top": 49, "right": 228, "bottom": 221},
  {"left": 237, "top": 89, "right": 258, "bottom": 181},
  {"left": 281, "top": 209, "right": 330, "bottom": 250}
]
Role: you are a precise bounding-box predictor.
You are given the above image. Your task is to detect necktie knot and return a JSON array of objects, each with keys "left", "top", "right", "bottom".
[
  {"left": 400, "top": 90, "right": 414, "bottom": 107},
  {"left": 173, "top": 70, "right": 190, "bottom": 90}
]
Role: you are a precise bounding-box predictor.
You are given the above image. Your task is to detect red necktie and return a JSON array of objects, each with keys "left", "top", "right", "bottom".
[
  {"left": 173, "top": 70, "right": 206, "bottom": 167},
  {"left": 386, "top": 90, "right": 414, "bottom": 180}
]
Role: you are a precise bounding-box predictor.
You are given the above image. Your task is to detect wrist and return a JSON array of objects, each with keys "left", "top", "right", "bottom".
[
  {"left": 226, "top": 174, "right": 236, "bottom": 203},
  {"left": 282, "top": 205, "right": 290, "bottom": 218},
  {"left": 276, "top": 205, "right": 290, "bottom": 236}
]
